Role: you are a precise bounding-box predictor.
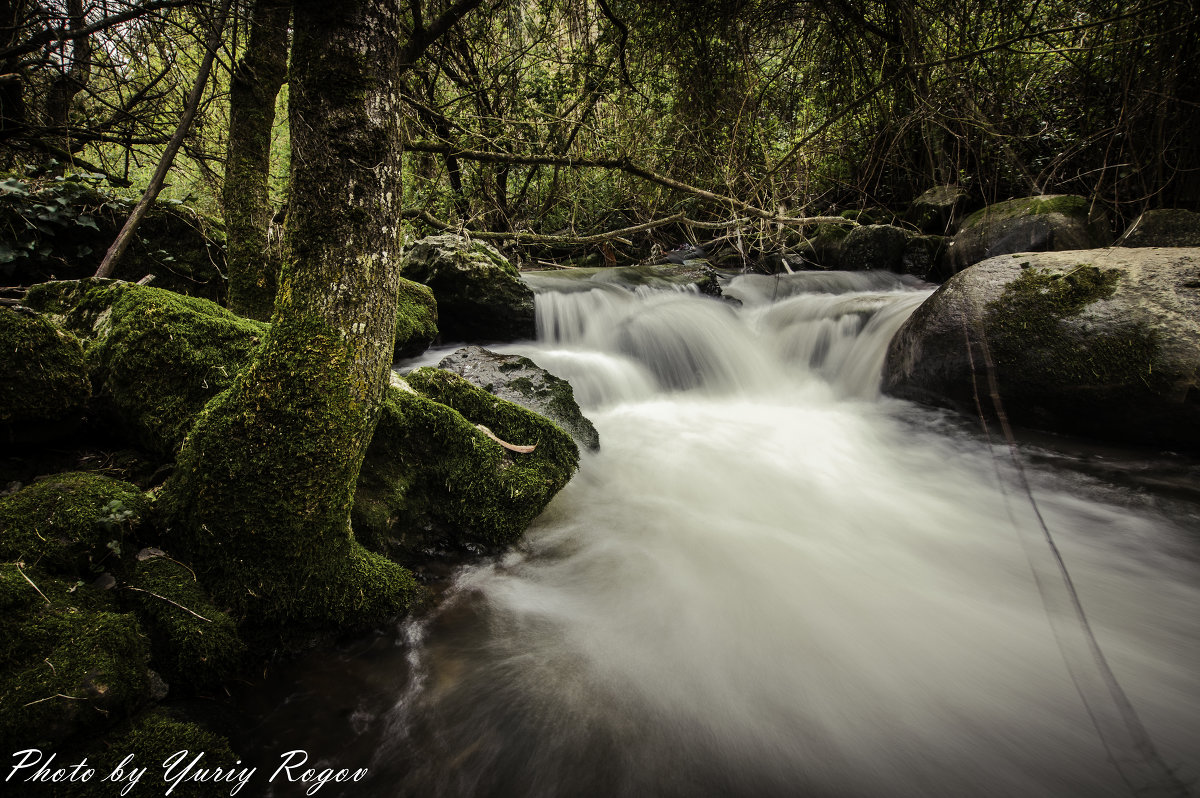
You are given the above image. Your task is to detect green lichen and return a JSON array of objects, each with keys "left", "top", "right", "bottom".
[
  {"left": 0, "top": 564, "right": 151, "bottom": 751},
  {"left": 124, "top": 557, "right": 245, "bottom": 691},
  {"left": 0, "top": 307, "right": 90, "bottom": 428},
  {"left": 985, "top": 266, "right": 1162, "bottom": 402},
  {"left": 0, "top": 473, "right": 147, "bottom": 576},
  {"left": 25, "top": 280, "right": 268, "bottom": 457},
  {"left": 157, "top": 312, "right": 419, "bottom": 634},
  {"left": 354, "top": 370, "right": 578, "bottom": 555},
  {"left": 394, "top": 277, "right": 438, "bottom": 360}
]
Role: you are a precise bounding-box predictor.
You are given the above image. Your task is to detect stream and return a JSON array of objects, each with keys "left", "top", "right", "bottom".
[{"left": 237, "top": 269, "right": 1200, "bottom": 798}]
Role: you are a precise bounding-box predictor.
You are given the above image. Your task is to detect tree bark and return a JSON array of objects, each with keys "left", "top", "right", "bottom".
[
  {"left": 224, "top": 0, "right": 290, "bottom": 321},
  {"left": 159, "top": 0, "right": 417, "bottom": 632}
]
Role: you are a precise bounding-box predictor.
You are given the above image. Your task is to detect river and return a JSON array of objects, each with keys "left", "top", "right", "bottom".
[{"left": 237, "top": 269, "right": 1200, "bottom": 798}]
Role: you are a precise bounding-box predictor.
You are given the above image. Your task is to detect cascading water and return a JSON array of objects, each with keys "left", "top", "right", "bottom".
[{"left": 241, "top": 269, "right": 1200, "bottom": 798}]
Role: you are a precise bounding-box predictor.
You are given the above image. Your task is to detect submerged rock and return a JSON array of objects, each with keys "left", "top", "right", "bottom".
[
  {"left": 354, "top": 369, "right": 579, "bottom": 559},
  {"left": 883, "top": 248, "right": 1200, "bottom": 449},
  {"left": 0, "top": 305, "right": 91, "bottom": 441},
  {"left": 400, "top": 234, "right": 535, "bottom": 342},
  {"left": 25, "top": 279, "right": 267, "bottom": 457},
  {"left": 439, "top": 346, "right": 599, "bottom": 450},
  {"left": 943, "top": 195, "right": 1111, "bottom": 277},
  {"left": 1118, "top": 208, "right": 1200, "bottom": 247}
]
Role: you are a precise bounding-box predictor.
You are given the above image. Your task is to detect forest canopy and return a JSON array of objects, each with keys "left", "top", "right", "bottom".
[{"left": 2, "top": 0, "right": 1196, "bottom": 267}]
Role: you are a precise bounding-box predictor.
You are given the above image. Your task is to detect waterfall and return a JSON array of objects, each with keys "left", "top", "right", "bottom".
[{"left": 245, "top": 270, "right": 1200, "bottom": 798}]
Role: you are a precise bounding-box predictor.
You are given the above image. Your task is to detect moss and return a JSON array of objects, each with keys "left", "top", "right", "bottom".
[
  {"left": 0, "top": 472, "right": 147, "bottom": 576},
  {"left": 123, "top": 557, "right": 245, "bottom": 691},
  {"left": 157, "top": 312, "right": 420, "bottom": 633},
  {"left": 0, "top": 565, "right": 151, "bottom": 751},
  {"left": 354, "top": 370, "right": 578, "bottom": 554},
  {"left": 394, "top": 277, "right": 438, "bottom": 360},
  {"left": 25, "top": 280, "right": 268, "bottom": 457},
  {"left": 984, "top": 266, "right": 1163, "bottom": 403},
  {"left": 0, "top": 307, "right": 91, "bottom": 429},
  {"left": 56, "top": 708, "right": 241, "bottom": 798},
  {"left": 962, "top": 195, "right": 1089, "bottom": 230}
]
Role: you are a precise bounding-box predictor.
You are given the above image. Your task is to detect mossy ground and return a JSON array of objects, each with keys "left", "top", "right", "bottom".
[
  {"left": 0, "top": 472, "right": 147, "bottom": 575},
  {"left": 0, "top": 564, "right": 151, "bottom": 752}
]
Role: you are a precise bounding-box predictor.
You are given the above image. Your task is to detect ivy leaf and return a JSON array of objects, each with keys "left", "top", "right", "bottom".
[
  {"left": 0, "top": 178, "right": 28, "bottom": 195},
  {"left": 0, "top": 244, "right": 17, "bottom": 263},
  {"left": 75, "top": 214, "right": 99, "bottom": 230}
]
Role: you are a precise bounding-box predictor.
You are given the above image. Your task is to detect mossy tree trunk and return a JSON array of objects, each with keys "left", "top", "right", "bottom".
[
  {"left": 159, "top": 0, "right": 417, "bottom": 632},
  {"left": 224, "top": 0, "right": 290, "bottom": 321}
]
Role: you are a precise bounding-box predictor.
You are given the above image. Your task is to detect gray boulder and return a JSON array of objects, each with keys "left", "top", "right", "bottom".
[
  {"left": 883, "top": 248, "right": 1200, "bottom": 450},
  {"left": 400, "top": 234, "right": 535, "bottom": 342},
  {"left": 439, "top": 346, "right": 599, "bottom": 450},
  {"left": 943, "top": 195, "right": 1111, "bottom": 276},
  {"left": 1118, "top": 209, "right": 1200, "bottom": 247}
]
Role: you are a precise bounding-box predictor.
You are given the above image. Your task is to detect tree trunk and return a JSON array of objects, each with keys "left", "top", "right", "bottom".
[
  {"left": 159, "top": 0, "right": 416, "bottom": 632},
  {"left": 224, "top": 0, "right": 290, "bottom": 321}
]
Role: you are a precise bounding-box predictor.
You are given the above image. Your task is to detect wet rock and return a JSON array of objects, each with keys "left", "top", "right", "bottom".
[
  {"left": 883, "top": 248, "right": 1200, "bottom": 450},
  {"left": 439, "top": 346, "right": 599, "bottom": 450},
  {"left": 400, "top": 234, "right": 535, "bottom": 342},
  {"left": 942, "top": 195, "right": 1111, "bottom": 277},
  {"left": 353, "top": 370, "right": 579, "bottom": 560},
  {"left": 1118, "top": 209, "right": 1200, "bottom": 247}
]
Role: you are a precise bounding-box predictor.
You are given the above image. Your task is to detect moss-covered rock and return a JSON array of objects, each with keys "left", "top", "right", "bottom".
[
  {"left": 793, "top": 223, "right": 852, "bottom": 270},
  {"left": 24, "top": 280, "right": 268, "bottom": 457},
  {"left": 907, "top": 185, "right": 970, "bottom": 235},
  {"left": 394, "top": 277, "right": 438, "bottom": 360},
  {"left": 900, "top": 234, "right": 946, "bottom": 280},
  {"left": 123, "top": 555, "right": 245, "bottom": 691},
  {"left": 0, "top": 564, "right": 151, "bottom": 751},
  {"left": 438, "top": 346, "right": 600, "bottom": 450},
  {"left": 840, "top": 224, "right": 910, "bottom": 272},
  {"left": 1118, "top": 208, "right": 1200, "bottom": 247},
  {"left": 0, "top": 306, "right": 91, "bottom": 442},
  {"left": 883, "top": 248, "right": 1200, "bottom": 449},
  {"left": 53, "top": 708, "right": 242, "bottom": 798},
  {"left": 0, "top": 472, "right": 147, "bottom": 576},
  {"left": 943, "top": 195, "right": 1111, "bottom": 276},
  {"left": 400, "top": 234, "right": 535, "bottom": 342},
  {"left": 353, "top": 370, "right": 579, "bottom": 558}
]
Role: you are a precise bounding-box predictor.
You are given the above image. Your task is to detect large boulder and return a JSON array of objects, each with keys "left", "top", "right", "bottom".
[
  {"left": 840, "top": 224, "right": 910, "bottom": 272},
  {"left": 943, "top": 195, "right": 1111, "bottom": 276},
  {"left": 1118, "top": 209, "right": 1200, "bottom": 247},
  {"left": 907, "top": 185, "right": 970, "bottom": 235},
  {"left": 400, "top": 234, "right": 535, "bottom": 342},
  {"left": 883, "top": 248, "right": 1200, "bottom": 450},
  {"left": 438, "top": 346, "right": 599, "bottom": 450},
  {"left": 25, "top": 280, "right": 267, "bottom": 457},
  {"left": 353, "top": 369, "right": 579, "bottom": 560},
  {"left": 0, "top": 305, "right": 91, "bottom": 441}
]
